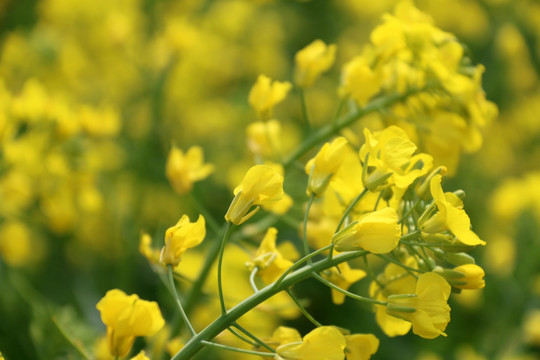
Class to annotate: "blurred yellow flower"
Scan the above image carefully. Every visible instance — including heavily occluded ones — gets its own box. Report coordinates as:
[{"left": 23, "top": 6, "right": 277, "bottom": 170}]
[
  {"left": 130, "top": 351, "right": 150, "bottom": 360},
  {"left": 321, "top": 263, "right": 366, "bottom": 305},
  {"left": 166, "top": 145, "right": 214, "bottom": 194},
  {"left": 96, "top": 289, "right": 165, "bottom": 357},
  {"left": 386, "top": 272, "right": 451, "bottom": 339},
  {"left": 248, "top": 74, "right": 291, "bottom": 120},
  {"left": 305, "top": 137, "right": 348, "bottom": 197},
  {"left": 276, "top": 326, "right": 346, "bottom": 360},
  {"left": 420, "top": 174, "right": 485, "bottom": 246},
  {"left": 340, "top": 56, "right": 381, "bottom": 106},
  {"left": 294, "top": 39, "right": 337, "bottom": 88},
  {"left": 160, "top": 214, "right": 206, "bottom": 268},
  {"left": 344, "top": 333, "right": 379, "bottom": 360},
  {"left": 246, "top": 119, "right": 282, "bottom": 159},
  {"left": 225, "top": 164, "right": 284, "bottom": 225},
  {"left": 333, "top": 207, "right": 401, "bottom": 254},
  {"left": 139, "top": 232, "right": 160, "bottom": 265},
  {"left": 246, "top": 227, "right": 295, "bottom": 284}
]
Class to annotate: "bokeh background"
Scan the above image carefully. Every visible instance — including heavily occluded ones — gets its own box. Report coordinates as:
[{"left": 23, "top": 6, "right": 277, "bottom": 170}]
[{"left": 0, "top": 0, "right": 539, "bottom": 359}]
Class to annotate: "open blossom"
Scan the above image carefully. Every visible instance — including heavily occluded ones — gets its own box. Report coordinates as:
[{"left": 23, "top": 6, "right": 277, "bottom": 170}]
[
  {"left": 96, "top": 289, "right": 165, "bottom": 357},
  {"left": 305, "top": 137, "right": 348, "bottom": 197},
  {"left": 160, "top": 215, "right": 206, "bottom": 268},
  {"left": 276, "top": 326, "right": 346, "bottom": 360},
  {"left": 340, "top": 56, "right": 381, "bottom": 106},
  {"left": 225, "top": 164, "right": 284, "bottom": 225},
  {"left": 294, "top": 39, "right": 337, "bottom": 88},
  {"left": 246, "top": 227, "right": 295, "bottom": 284},
  {"left": 344, "top": 334, "right": 379, "bottom": 360},
  {"left": 420, "top": 174, "right": 485, "bottom": 246},
  {"left": 166, "top": 145, "right": 214, "bottom": 194},
  {"left": 249, "top": 74, "right": 291, "bottom": 120},
  {"left": 333, "top": 207, "right": 401, "bottom": 254},
  {"left": 359, "top": 126, "right": 432, "bottom": 192},
  {"left": 386, "top": 272, "right": 451, "bottom": 339}
]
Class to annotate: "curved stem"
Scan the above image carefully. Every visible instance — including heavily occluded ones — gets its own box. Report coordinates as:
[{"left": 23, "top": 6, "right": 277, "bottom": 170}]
[
  {"left": 286, "top": 289, "right": 323, "bottom": 327},
  {"left": 303, "top": 195, "right": 316, "bottom": 264},
  {"left": 217, "top": 223, "right": 234, "bottom": 314},
  {"left": 168, "top": 265, "right": 197, "bottom": 336},
  {"left": 226, "top": 327, "right": 258, "bottom": 346},
  {"left": 201, "top": 341, "right": 275, "bottom": 357},
  {"left": 312, "top": 273, "right": 387, "bottom": 307},
  {"left": 249, "top": 267, "right": 259, "bottom": 293},
  {"left": 171, "top": 250, "right": 368, "bottom": 359},
  {"left": 232, "top": 323, "right": 275, "bottom": 353}
]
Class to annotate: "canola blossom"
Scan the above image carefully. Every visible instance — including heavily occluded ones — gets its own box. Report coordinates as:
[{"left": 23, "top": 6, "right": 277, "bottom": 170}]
[{"left": 6, "top": 0, "right": 537, "bottom": 359}]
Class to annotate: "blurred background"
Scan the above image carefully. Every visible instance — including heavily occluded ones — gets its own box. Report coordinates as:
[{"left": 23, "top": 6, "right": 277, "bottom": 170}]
[{"left": 0, "top": 0, "right": 539, "bottom": 359}]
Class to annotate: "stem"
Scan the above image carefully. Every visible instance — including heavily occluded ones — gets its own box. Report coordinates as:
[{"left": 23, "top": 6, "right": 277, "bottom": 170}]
[
  {"left": 168, "top": 265, "right": 197, "bottom": 336},
  {"left": 363, "top": 255, "right": 384, "bottom": 289},
  {"left": 331, "top": 98, "right": 346, "bottom": 129},
  {"left": 286, "top": 289, "right": 323, "bottom": 327},
  {"left": 217, "top": 223, "right": 234, "bottom": 314},
  {"left": 399, "top": 230, "right": 421, "bottom": 242},
  {"left": 283, "top": 88, "right": 425, "bottom": 171},
  {"left": 273, "top": 244, "right": 334, "bottom": 290},
  {"left": 303, "top": 195, "right": 316, "bottom": 264},
  {"left": 249, "top": 267, "right": 259, "bottom": 293},
  {"left": 185, "top": 224, "right": 226, "bottom": 313},
  {"left": 313, "top": 273, "right": 387, "bottom": 307},
  {"left": 171, "top": 250, "right": 368, "bottom": 359},
  {"left": 52, "top": 316, "right": 92, "bottom": 360},
  {"left": 375, "top": 254, "right": 421, "bottom": 274},
  {"left": 226, "top": 327, "right": 258, "bottom": 346},
  {"left": 398, "top": 199, "right": 421, "bottom": 224},
  {"left": 232, "top": 323, "right": 275, "bottom": 353},
  {"left": 201, "top": 341, "right": 275, "bottom": 357}
]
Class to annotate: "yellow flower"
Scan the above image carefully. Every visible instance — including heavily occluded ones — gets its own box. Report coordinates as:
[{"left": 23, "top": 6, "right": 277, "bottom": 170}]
[
  {"left": 246, "top": 119, "right": 282, "bottom": 159},
  {"left": 420, "top": 174, "right": 485, "bottom": 246},
  {"left": 321, "top": 263, "right": 366, "bottom": 305},
  {"left": 344, "top": 333, "right": 379, "bottom": 360},
  {"left": 246, "top": 227, "right": 295, "bottom": 284},
  {"left": 333, "top": 207, "right": 401, "bottom": 254},
  {"left": 166, "top": 145, "right": 214, "bottom": 194},
  {"left": 265, "top": 326, "right": 302, "bottom": 350},
  {"left": 340, "top": 56, "right": 381, "bottom": 106},
  {"left": 276, "top": 326, "right": 346, "bottom": 360},
  {"left": 294, "top": 39, "right": 337, "bottom": 88},
  {"left": 369, "top": 257, "right": 418, "bottom": 337},
  {"left": 260, "top": 162, "right": 293, "bottom": 215},
  {"left": 451, "top": 264, "right": 485, "bottom": 290},
  {"left": 359, "top": 126, "right": 432, "bottom": 191},
  {"left": 386, "top": 272, "right": 451, "bottom": 339},
  {"left": 130, "top": 351, "right": 150, "bottom": 360},
  {"left": 225, "top": 164, "right": 284, "bottom": 225},
  {"left": 248, "top": 74, "right": 291, "bottom": 120},
  {"left": 96, "top": 289, "right": 165, "bottom": 357},
  {"left": 305, "top": 137, "right": 348, "bottom": 197},
  {"left": 160, "top": 215, "right": 206, "bottom": 268},
  {"left": 139, "top": 232, "right": 160, "bottom": 265}
]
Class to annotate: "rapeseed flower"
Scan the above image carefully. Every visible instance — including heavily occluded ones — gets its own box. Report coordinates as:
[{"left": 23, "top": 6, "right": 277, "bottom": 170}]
[
  {"left": 294, "top": 39, "right": 337, "bottom": 88},
  {"left": 96, "top": 289, "right": 165, "bottom": 357},
  {"left": 249, "top": 74, "right": 291, "bottom": 120},
  {"left": 166, "top": 145, "right": 214, "bottom": 194},
  {"left": 451, "top": 264, "right": 486, "bottom": 290},
  {"left": 160, "top": 215, "right": 206, "bottom": 268},
  {"left": 344, "top": 333, "right": 379, "bottom": 360},
  {"left": 321, "top": 263, "right": 366, "bottom": 305},
  {"left": 333, "top": 207, "right": 401, "bottom": 254},
  {"left": 276, "top": 326, "right": 346, "bottom": 360},
  {"left": 340, "top": 56, "right": 381, "bottom": 106},
  {"left": 386, "top": 272, "right": 451, "bottom": 339},
  {"left": 305, "top": 137, "right": 348, "bottom": 197},
  {"left": 225, "top": 164, "right": 284, "bottom": 225}
]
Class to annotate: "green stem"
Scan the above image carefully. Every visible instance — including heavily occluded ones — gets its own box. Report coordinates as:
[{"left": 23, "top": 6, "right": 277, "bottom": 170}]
[
  {"left": 363, "top": 255, "right": 384, "bottom": 289},
  {"left": 283, "top": 88, "right": 425, "bottom": 171},
  {"left": 313, "top": 273, "right": 387, "bottom": 306},
  {"left": 171, "top": 250, "right": 367, "bottom": 359},
  {"left": 398, "top": 199, "right": 421, "bottom": 224},
  {"left": 286, "top": 289, "right": 323, "bottom": 327},
  {"left": 331, "top": 98, "right": 346, "bottom": 129},
  {"left": 299, "top": 88, "right": 312, "bottom": 132},
  {"left": 273, "top": 244, "right": 334, "bottom": 290},
  {"left": 232, "top": 322, "right": 275, "bottom": 353},
  {"left": 399, "top": 230, "right": 421, "bottom": 242},
  {"left": 184, "top": 224, "right": 227, "bottom": 313},
  {"left": 375, "top": 254, "right": 421, "bottom": 274},
  {"left": 201, "top": 341, "right": 275, "bottom": 357},
  {"left": 168, "top": 265, "right": 197, "bottom": 336},
  {"left": 218, "top": 223, "right": 234, "bottom": 314},
  {"left": 52, "top": 316, "right": 92, "bottom": 360},
  {"left": 303, "top": 194, "right": 316, "bottom": 264},
  {"left": 250, "top": 267, "right": 259, "bottom": 293},
  {"left": 226, "top": 327, "right": 258, "bottom": 346}
]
